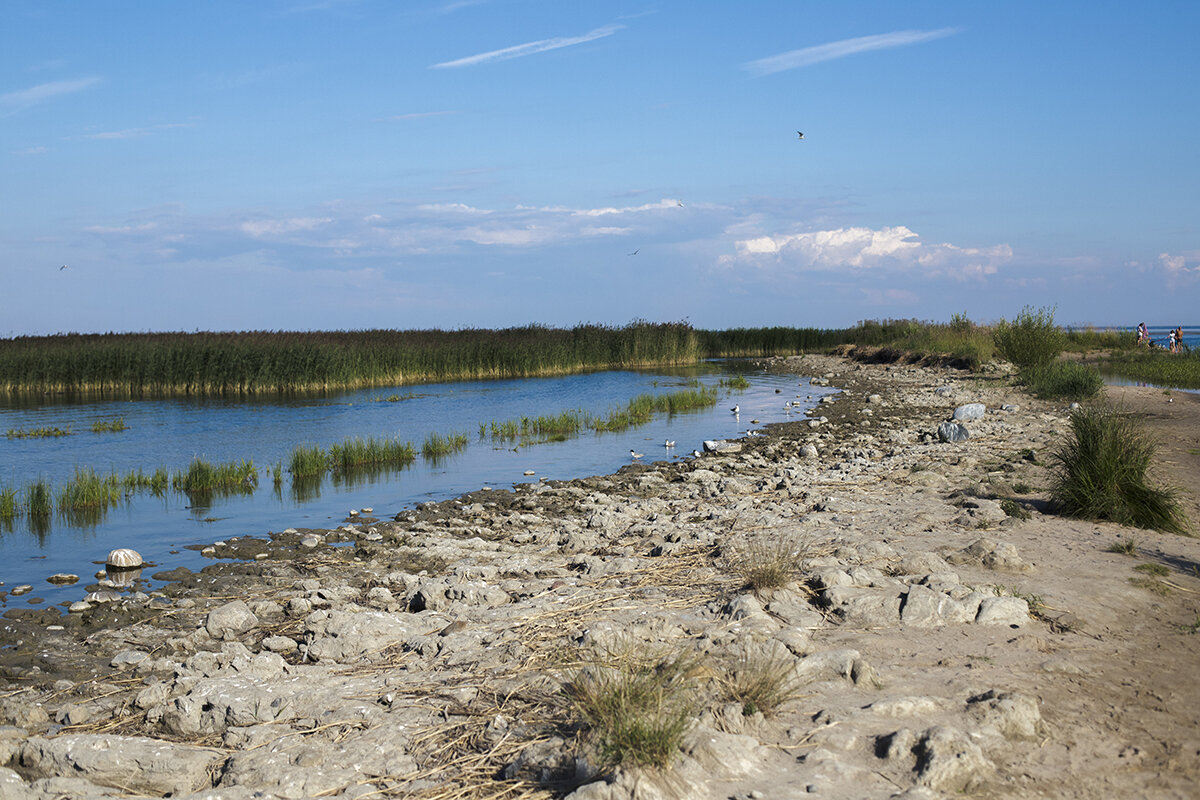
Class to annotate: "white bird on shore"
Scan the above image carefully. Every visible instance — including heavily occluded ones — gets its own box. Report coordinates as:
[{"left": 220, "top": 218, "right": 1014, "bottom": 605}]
[
  {"left": 630, "top": 449, "right": 644, "bottom": 459},
  {"left": 691, "top": 449, "right": 702, "bottom": 458},
  {"left": 664, "top": 440, "right": 675, "bottom": 448}
]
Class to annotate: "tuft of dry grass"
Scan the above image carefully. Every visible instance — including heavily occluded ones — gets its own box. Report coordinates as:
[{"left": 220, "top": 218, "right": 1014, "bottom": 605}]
[
  {"left": 720, "top": 644, "right": 804, "bottom": 717},
  {"left": 726, "top": 531, "right": 810, "bottom": 593}
]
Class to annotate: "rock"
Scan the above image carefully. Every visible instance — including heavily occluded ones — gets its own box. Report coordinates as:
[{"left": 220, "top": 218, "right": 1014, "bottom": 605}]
[
  {"left": 109, "top": 650, "right": 149, "bottom": 669},
  {"left": 867, "top": 394, "right": 882, "bottom": 404},
  {"left": 800, "top": 443, "right": 819, "bottom": 458},
  {"left": 913, "top": 726, "right": 994, "bottom": 792},
  {"left": 975, "top": 596, "right": 1030, "bottom": 626},
  {"left": 105, "top": 548, "right": 143, "bottom": 569},
  {"left": 704, "top": 439, "right": 743, "bottom": 454},
  {"left": 46, "top": 574, "right": 78, "bottom": 585},
  {"left": 17, "top": 734, "right": 222, "bottom": 796},
  {"left": 305, "top": 609, "right": 422, "bottom": 663},
  {"left": 206, "top": 600, "right": 259, "bottom": 640},
  {"left": 967, "top": 689, "right": 1043, "bottom": 740},
  {"left": 949, "top": 538, "right": 1030, "bottom": 572},
  {"left": 0, "top": 697, "right": 49, "bottom": 731},
  {"left": 0, "top": 767, "right": 29, "bottom": 800},
  {"left": 952, "top": 403, "right": 986, "bottom": 421},
  {"left": 937, "top": 422, "right": 970, "bottom": 443},
  {"left": 819, "top": 586, "right": 902, "bottom": 627}
]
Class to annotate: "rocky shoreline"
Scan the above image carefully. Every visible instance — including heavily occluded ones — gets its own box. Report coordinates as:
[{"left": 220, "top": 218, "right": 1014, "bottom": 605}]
[{"left": 0, "top": 353, "right": 1197, "bottom": 799}]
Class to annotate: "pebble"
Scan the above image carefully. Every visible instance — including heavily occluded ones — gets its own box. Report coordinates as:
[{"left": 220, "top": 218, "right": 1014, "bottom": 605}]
[{"left": 46, "top": 574, "right": 78, "bottom": 585}]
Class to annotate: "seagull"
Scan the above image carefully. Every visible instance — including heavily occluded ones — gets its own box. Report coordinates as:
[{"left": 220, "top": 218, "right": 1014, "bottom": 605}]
[
  {"left": 59, "top": 264, "right": 69, "bottom": 270},
  {"left": 664, "top": 440, "right": 675, "bottom": 448},
  {"left": 676, "top": 201, "right": 684, "bottom": 207},
  {"left": 691, "top": 449, "right": 702, "bottom": 458},
  {"left": 627, "top": 249, "right": 639, "bottom": 256},
  {"left": 796, "top": 131, "right": 805, "bottom": 140},
  {"left": 730, "top": 405, "right": 739, "bottom": 414},
  {"left": 630, "top": 449, "right": 644, "bottom": 459}
]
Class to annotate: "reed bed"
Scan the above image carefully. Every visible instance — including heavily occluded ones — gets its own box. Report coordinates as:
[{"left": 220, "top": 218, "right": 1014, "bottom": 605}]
[
  {"left": 172, "top": 458, "right": 258, "bottom": 494},
  {"left": 91, "top": 417, "right": 127, "bottom": 433},
  {"left": 7, "top": 426, "right": 72, "bottom": 439},
  {"left": 0, "top": 322, "right": 701, "bottom": 397},
  {"left": 0, "top": 487, "right": 15, "bottom": 519},
  {"left": 25, "top": 479, "right": 52, "bottom": 517},
  {"left": 591, "top": 387, "right": 719, "bottom": 432},
  {"left": 289, "top": 445, "right": 330, "bottom": 477}
]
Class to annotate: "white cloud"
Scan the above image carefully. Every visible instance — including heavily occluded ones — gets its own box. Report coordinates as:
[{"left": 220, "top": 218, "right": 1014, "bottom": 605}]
[
  {"left": 726, "top": 225, "right": 1011, "bottom": 280},
  {"left": 0, "top": 77, "right": 101, "bottom": 113},
  {"left": 743, "top": 28, "right": 960, "bottom": 75},
  {"left": 240, "top": 217, "right": 332, "bottom": 237},
  {"left": 1159, "top": 251, "right": 1200, "bottom": 281},
  {"left": 431, "top": 24, "right": 624, "bottom": 69}
]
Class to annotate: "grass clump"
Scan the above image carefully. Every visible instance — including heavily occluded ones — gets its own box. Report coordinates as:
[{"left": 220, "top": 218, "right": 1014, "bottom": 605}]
[
  {"left": 91, "top": 417, "right": 127, "bottom": 433},
  {"left": 25, "top": 479, "right": 52, "bottom": 517},
  {"left": 726, "top": 531, "right": 810, "bottom": 593},
  {"left": 1022, "top": 360, "right": 1103, "bottom": 401},
  {"left": 565, "top": 645, "right": 699, "bottom": 771},
  {"left": 329, "top": 436, "right": 415, "bottom": 471},
  {"left": 421, "top": 431, "right": 469, "bottom": 460},
  {"left": 1106, "top": 539, "right": 1138, "bottom": 555},
  {"left": 1133, "top": 562, "right": 1170, "bottom": 577},
  {"left": 289, "top": 445, "right": 329, "bottom": 477},
  {"left": 173, "top": 458, "right": 258, "bottom": 494},
  {"left": 58, "top": 468, "right": 124, "bottom": 511},
  {"left": 721, "top": 645, "right": 804, "bottom": 717},
  {"left": 719, "top": 375, "right": 751, "bottom": 389},
  {"left": 1011, "top": 481, "right": 1034, "bottom": 494},
  {"left": 999, "top": 498, "right": 1031, "bottom": 520},
  {"left": 992, "top": 305, "right": 1066, "bottom": 371},
  {"left": 1049, "top": 405, "right": 1189, "bottom": 534},
  {"left": 0, "top": 487, "right": 16, "bottom": 519}
]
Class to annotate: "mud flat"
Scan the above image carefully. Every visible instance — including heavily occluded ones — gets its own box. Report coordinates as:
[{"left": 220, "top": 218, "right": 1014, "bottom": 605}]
[{"left": 0, "top": 354, "right": 1197, "bottom": 799}]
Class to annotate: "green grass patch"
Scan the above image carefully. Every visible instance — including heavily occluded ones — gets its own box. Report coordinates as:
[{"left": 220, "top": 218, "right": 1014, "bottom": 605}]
[
  {"left": 1011, "top": 482, "right": 1034, "bottom": 494},
  {"left": 1133, "top": 562, "right": 1170, "bottom": 577},
  {"left": 25, "top": 479, "right": 52, "bottom": 517},
  {"left": 0, "top": 487, "right": 16, "bottom": 519},
  {"left": 91, "top": 417, "right": 127, "bottom": 433},
  {"left": 57, "top": 468, "right": 124, "bottom": 511},
  {"left": 720, "top": 375, "right": 751, "bottom": 389},
  {"left": 1049, "top": 405, "right": 1189, "bottom": 534},
  {"left": 993, "top": 305, "right": 1065, "bottom": 371},
  {"left": 1106, "top": 539, "right": 1138, "bottom": 555},
  {"left": 1128, "top": 576, "right": 1172, "bottom": 596}
]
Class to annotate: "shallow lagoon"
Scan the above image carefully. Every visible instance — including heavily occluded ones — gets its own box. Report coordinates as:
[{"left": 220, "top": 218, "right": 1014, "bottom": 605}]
[{"left": 0, "top": 363, "right": 833, "bottom": 608}]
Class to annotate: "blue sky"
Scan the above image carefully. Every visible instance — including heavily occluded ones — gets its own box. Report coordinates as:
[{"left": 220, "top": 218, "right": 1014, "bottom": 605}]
[{"left": 3, "top": 1, "right": 1198, "bottom": 335}]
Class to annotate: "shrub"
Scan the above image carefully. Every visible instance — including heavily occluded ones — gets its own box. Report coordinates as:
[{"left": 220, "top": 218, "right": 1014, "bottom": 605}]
[
  {"left": 565, "top": 645, "right": 699, "bottom": 770},
  {"left": 1049, "top": 405, "right": 1188, "bottom": 534},
  {"left": 1022, "top": 360, "right": 1103, "bottom": 400},
  {"left": 993, "top": 306, "right": 1066, "bottom": 371}
]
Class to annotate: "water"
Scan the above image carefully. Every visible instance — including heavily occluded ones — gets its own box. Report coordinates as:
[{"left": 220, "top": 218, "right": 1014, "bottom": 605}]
[
  {"left": 0, "top": 365, "right": 833, "bottom": 609},
  {"left": 1075, "top": 325, "right": 1200, "bottom": 350}
]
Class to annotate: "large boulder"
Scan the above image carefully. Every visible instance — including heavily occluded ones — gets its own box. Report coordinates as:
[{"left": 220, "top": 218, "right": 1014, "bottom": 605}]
[{"left": 17, "top": 734, "right": 222, "bottom": 796}]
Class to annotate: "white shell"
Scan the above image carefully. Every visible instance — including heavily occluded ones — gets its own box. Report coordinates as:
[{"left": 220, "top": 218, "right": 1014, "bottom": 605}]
[{"left": 106, "top": 548, "right": 143, "bottom": 569}]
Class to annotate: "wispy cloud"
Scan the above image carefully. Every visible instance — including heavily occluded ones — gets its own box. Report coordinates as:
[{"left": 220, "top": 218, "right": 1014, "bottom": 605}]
[
  {"left": 431, "top": 23, "right": 624, "bottom": 69},
  {"left": 0, "top": 77, "right": 101, "bottom": 114},
  {"left": 743, "top": 28, "right": 960, "bottom": 75},
  {"left": 82, "top": 122, "right": 194, "bottom": 140}
]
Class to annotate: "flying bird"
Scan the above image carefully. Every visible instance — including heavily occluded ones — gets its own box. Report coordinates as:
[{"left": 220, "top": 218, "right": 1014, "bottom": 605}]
[
  {"left": 59, "top": 264, "right": 69, "bottom": 270},
  {"left": 627, "top": 249, "right": 639, "bottom": 256},
  {"left": 796, "top": 131, "right": 804, "bottom": 140}
]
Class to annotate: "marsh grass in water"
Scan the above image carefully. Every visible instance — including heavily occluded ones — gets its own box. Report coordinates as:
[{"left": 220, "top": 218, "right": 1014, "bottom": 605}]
[
  {"left": 0, "top": 487, "right": 15, "bottom": 519},
  {"left": 289, "top": 445, "right": 329, "bottom": 477},
  {"left": 173, "top": 458, "right": 258, "bottom": 494},
  {"left": 91, "top": 417, "right": 127, "bottom": 433},
  {"left": 57, "top": 468, "right": 124, "bottom": 511},
  {"left": 1021, "top": 360, "right": 1103, "bottom": 401},
  {"left": 25, "top": 480, "right": 52, "bottom": 517},
  {"left": 564, "top": 644, "right": 700, "bottom": 771},
  {"left": 719, "top": 375, "right": 751, "bottom": 389},
  {"left": 7, "top": 426, "right": 71, "bottom": 439},
  {"left": 1097, "top": 348, "right": 1200, "bottom": 391},
  {"left": 1050, "top": 405, "right": 1189, "bottom": 534},
  {"left": 421, "top": 431, "right": 468, "bottom": 461},
  {"left": 329, "top": 436, "right": 416, "bottom": 471}
]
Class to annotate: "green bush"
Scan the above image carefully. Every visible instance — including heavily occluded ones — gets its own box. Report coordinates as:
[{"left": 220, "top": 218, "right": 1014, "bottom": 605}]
[
  {"left": 1022, "top": 360, "right": 1103, "bottom": 400},
  {"left": 993, "top": 306, "right": 1066, "bottom": 371},
  {"left": 1050, "top": 405, "right": 1188, "bottom": 534}
]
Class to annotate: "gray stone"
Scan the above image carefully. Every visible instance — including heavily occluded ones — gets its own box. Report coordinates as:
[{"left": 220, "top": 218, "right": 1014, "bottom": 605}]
[
  {"left": 913, "top": 726, "right": 994, "bottom": 792},
  {"left": 17, "top": 734, "right": 222, "bottom": 796},
  {"left": 305, "top": 609, "right": 422, "bottom": 663},
  {"left": 967, "top": 689, "right": 1043, "bottom": 740},
  {"left": 937, "top": 422, "right": 970, "bottom": 443},
  {"left": 109, "top": 650, "right": 149, "bottom": 668},
  {"left": 0, "top": 767, "right": 29, "bottom": 800},
  {"left": 704, "top": 439, "right": 743, "bottom": 454},
  {"left": 974, "top": 596, "right": 1029, "bottom": 625},
  {"left": 206, "top": 600, "right": 258, "bottom": 640},
  {"left": 952, "top": 403, "right": 986, "bottom": 421},
  {"left": 820, "top": 586, "right": 902, "bottom": 627},
  {"left": 800, "top": 443, "right": 819, "bottom": 458}
]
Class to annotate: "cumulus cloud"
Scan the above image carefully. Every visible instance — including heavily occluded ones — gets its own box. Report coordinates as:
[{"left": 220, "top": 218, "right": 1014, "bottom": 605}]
[
  {"left": 725, "top": 225, "right": 1012, "bottom": 280},
  {"left": 743, "top": 28, "right": 960, "bottom": 75},
  {"left": 431, "top": 24, "right": 624, "bottom": 68},
  {"left": 240, "top": 217, "right": 333, "bottom": 237}
]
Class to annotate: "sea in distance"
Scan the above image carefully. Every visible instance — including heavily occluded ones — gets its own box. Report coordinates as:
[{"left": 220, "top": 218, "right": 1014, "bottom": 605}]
[{"left": 0, "top": 362, "right": 836, "bottom": 609}]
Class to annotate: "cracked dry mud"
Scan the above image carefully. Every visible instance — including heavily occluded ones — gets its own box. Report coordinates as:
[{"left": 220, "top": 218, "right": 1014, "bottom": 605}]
[{"left": 0, "top": 353, "right": 1196, "bottom": 799}]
